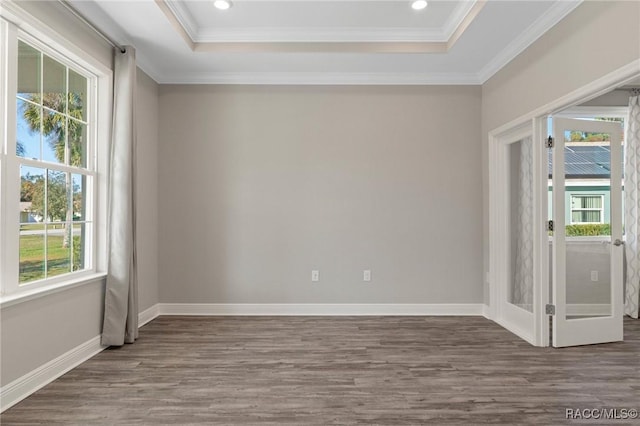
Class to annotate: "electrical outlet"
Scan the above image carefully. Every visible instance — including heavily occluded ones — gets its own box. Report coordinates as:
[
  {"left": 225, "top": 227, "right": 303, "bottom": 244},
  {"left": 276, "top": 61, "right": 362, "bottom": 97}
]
[
  {"left": 363, "top": 270, "right": 371, "bottom": 282},
  {"left": 311, "top": 270, "right": 319, "bottom": 282},
  {"left": 590, "top": 271, "right": 598, "bottom": 282}
]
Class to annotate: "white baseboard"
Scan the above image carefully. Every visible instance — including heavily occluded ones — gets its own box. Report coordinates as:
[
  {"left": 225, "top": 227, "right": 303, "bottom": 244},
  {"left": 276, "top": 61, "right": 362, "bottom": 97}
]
[
  {"left": 138, "top": 304, "right": 160, "bottom": 326},
  {"left": 157, "top": 303, "right": 485, "bottom": 316},
  {"left": 493, "top": 316, "right": 537, "bottom": 346},
  {"left": 0, "top": 335, "right": 106, "bottom": 413},
  {"left": 1, "top": 305, "right": 162, "bottom": 413},
  {"left": 0, "top": 302, "right": 483, "bottom": 413},
  {"left": 482, "top": 304, "right": 491, "bottom": 319}
]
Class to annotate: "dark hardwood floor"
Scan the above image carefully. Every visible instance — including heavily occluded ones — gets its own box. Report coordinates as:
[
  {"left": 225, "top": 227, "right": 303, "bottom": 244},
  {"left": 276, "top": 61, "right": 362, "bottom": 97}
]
[{"left": 2, "top": 316, "right": 639, "bottom": 425}]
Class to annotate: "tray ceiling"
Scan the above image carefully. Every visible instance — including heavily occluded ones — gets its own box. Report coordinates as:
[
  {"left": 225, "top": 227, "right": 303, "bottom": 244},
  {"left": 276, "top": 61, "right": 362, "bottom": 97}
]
[{"left": 68, "top": 0, "right": 583, "bottom": 84}]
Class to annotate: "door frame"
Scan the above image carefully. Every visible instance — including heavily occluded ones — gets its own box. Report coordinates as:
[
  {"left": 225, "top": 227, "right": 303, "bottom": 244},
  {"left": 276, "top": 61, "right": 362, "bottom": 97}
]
[
  {"left": 488, "top": 121, "right": 543, "bottom": 346},
  {"left": 487, "top": 59, "right": 640, "bottom": 347}
]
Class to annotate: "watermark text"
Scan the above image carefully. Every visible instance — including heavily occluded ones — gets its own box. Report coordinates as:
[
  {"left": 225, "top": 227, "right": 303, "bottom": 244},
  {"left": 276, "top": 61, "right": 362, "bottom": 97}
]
[{"left": 566, "top": 408, "right": 638, "bottom": 421}]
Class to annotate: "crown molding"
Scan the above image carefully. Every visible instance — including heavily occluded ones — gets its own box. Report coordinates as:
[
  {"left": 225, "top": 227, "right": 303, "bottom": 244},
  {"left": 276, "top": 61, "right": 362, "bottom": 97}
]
[
  {"left": 153, "top": 71, "right": 482, "bottom": 85},
  {"left": 477, "top": 0, "right": 583, "bottom": 83},
  {"left": 163, "top": 0, "right": 198, "bottom": 40},
  {"left": 64, "top": 0, "right": 586, "bottom": 87},
  {"left": 442, "top": 0, "right": 479, "bottom": 40},
  {"left": 159, "top": 0, "right": 484, "bottom": 48},
  {"left": 196, "top": 27, "right": 447, "bottom": 43}
]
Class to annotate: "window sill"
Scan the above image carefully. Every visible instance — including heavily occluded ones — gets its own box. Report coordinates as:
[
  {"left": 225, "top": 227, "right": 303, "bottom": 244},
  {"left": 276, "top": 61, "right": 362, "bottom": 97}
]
[{"left": 0, "top": 272, "right": 107, "bottom": 309}]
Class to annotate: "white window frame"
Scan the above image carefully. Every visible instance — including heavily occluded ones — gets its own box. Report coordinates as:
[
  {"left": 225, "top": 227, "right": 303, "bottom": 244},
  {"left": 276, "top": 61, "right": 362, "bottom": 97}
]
[
  {"left": 0, "top": 7, "right": 111, "bottom": 304},
  {"left": 569, "top": 194, "right": 605, "bottom": 225}
]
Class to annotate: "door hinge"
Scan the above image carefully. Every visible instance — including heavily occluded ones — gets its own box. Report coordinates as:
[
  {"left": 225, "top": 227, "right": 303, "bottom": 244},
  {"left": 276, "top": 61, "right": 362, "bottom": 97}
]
[
  {"left": 546, "top": 304, "right": 556, "bottom": 315},
  {"left": 547, "top": 220, "right": 554, "bottom": 232},
  {"left": 546, "top": 136, "right": 554, "bottom": 148}
]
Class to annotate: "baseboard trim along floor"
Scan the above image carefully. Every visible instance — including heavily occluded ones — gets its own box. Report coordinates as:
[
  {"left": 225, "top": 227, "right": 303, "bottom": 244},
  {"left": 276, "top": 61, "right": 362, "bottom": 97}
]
[
  {"left": 1, "top": 302, "right": 486, "bottom": 412},
  {"left": 156, "top": 303, "right": 485, "bottom": 316}
]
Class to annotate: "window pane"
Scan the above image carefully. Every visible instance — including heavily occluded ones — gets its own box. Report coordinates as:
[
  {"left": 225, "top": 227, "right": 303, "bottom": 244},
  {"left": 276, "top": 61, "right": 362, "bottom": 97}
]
[
  {"left": 583, "top": 211, "right": 601, "bottom": 223},
  {"left": 68, "top": 70, "right": 87, "bottom": 122},
  {"left": 47, "top": 225, "right": 71, "bottom": 277},
  {"left": 17, "top": 41, "right": 41, "bottom": 100},
  {"left": 574, "top": 196, "right": 602, "bottom": 209},
  {"left": 571, "top": 211, "right": 582, "bottom": 223},
  {"left": 68, "top": 119, "right": 87, "bottom": 167},
  {"left": 572, "top": 210, "right": 601, "bottom": 224},
  {"left": 19, "top": 224, "right": 45, "bottom": 284},
  {"left": 72, "top": 173, "right": 88, "bottom": 220},
  {"left": 20, "top": 165, "right": 46, "bottom": 223},
  {"left": 72, "top": 223, "right": 89, "bottom": 271},
  {"left": 43, "top": 54, "right": 66, "bottom": 114},
  {"left": 16, "top": 99, "right": 41, "bottom": 159},
  {"left": 564, "top": 130, "right": 610, "bottom": 143},
  {"left": 42, "top": 110, "right": 66, "bottom": 164},
  {"left": 47, "top": 170, "right": 70, "bottom": 223}
]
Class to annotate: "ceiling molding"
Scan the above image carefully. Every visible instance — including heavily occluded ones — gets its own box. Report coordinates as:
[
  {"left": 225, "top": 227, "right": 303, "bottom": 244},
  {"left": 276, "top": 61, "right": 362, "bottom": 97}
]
[
  {"left": 446, "top": 0, "right": 486, "bottom": 49},
  {"left": 477, "top": 0, "right": 583, "bottom": 83},
  {"left": 442, "top": 0, "right": 480, "bottom": 40},
  {"left": 59, "top": 0, "right": 165, "bottom": 84},
  {"left": 154, "top": 0, "right": 195, "bottom": 50},
  {"left": 157, "top": 0, "right": 486, "bottom": 52},
  {"left": 153, "top": 71, "right": 482, "bottom": 86},
  {"left": 195, "top": 27, "right": 447, "bottom": 43},
  {"left": 191, "top": 41, "right": 449, "bottom": 53},
  {"left": 66, "top": 0, "right": 586, "bottom": 87},
  {"left": 162, "top": 0, "right": 198, "bottom": 41}
]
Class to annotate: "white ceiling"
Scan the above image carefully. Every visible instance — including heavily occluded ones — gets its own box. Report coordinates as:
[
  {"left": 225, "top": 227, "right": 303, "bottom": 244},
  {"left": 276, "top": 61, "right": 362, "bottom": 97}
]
[
  {"left": 69, "top": 0, "right": 583, "bottom": 85},
  {"left": 167, "top": 0, "right": 475, "bottom": 42}
]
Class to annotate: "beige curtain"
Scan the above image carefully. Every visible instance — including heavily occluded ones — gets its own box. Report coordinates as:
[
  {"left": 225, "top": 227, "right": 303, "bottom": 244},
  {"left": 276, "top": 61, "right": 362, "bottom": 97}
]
[
  {"left": 624, "top": 94, "right": 640, "bottom": 319},
  {"left": 101, "top": 47, "right": 138, "bottom": 345}
]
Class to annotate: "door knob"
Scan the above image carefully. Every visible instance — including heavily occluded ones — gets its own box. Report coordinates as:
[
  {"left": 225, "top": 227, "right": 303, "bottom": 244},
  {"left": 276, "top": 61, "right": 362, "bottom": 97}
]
[{"left": 613, "top": 239, "right": 625, "bottom": 246}]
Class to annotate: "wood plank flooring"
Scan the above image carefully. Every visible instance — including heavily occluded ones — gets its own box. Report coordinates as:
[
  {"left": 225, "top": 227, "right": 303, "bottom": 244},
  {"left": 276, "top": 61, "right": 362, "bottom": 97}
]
[{"left": 2, "top": 316, "right": 639, "bottom": 425}]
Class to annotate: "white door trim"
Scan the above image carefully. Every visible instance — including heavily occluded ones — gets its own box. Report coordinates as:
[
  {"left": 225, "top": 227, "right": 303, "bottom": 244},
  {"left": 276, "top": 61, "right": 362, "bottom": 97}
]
[
  {"left": 488, "top": 122, "right": 540, "bottom": 346},
  {"left": 487, "top": 58, "right": 640, "bottom": 347}
]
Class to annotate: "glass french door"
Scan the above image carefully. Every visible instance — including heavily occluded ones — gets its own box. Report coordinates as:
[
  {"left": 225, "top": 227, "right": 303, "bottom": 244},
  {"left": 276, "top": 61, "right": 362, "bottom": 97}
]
[{"left": 551, "top": 117, "right": 624, "bottom": 347}]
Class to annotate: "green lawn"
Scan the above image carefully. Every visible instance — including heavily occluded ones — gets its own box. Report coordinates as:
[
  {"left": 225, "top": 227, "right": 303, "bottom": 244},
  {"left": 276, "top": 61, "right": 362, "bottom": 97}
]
[{"left": 19, "top": 233, "right": 82, "bottom": 283}]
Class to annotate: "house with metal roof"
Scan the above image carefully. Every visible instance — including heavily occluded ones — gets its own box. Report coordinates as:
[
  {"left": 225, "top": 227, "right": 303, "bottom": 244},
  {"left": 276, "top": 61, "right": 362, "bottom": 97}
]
[{"left": 547, "top": 143, "right": 623, "bottom": 226}]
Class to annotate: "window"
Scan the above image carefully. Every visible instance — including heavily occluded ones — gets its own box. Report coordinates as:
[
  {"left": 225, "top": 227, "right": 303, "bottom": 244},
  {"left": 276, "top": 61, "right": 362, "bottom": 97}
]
[
  {"left": 16, "top": 39, "right": 94, "bottom": 284},
  {"left": 1, "top": 15, "right": 109, "bottom": 299},
  {"left": 570, "top": 195, "right": 604, "bottom": 224}
]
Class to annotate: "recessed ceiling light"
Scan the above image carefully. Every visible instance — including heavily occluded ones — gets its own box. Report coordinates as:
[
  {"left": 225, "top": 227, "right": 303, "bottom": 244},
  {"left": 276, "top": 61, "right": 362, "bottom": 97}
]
[
  {"left": 214, "top": 0, "right": 232, "bottom": 10},
  {"left": 411, "top": 0, "right": 428, "bottom": 10}
]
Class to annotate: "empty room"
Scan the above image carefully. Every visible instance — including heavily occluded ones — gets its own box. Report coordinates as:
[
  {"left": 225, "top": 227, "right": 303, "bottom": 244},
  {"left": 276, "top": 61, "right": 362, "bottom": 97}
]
[{"left": 1, "top": 0, "right": 639, "bottom": 424}]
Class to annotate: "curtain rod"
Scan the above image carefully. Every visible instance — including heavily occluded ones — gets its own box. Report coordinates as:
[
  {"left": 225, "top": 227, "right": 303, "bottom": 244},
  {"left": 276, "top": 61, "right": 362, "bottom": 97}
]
[{"left": 58, "top": 0, "right": 126, "bottom": 53}]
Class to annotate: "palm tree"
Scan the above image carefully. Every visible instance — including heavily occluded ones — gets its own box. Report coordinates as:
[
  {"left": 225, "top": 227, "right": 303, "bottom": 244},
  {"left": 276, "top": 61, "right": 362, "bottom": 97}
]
[{"left": 20, "top": 92, "right": 84, "bottom": 248}]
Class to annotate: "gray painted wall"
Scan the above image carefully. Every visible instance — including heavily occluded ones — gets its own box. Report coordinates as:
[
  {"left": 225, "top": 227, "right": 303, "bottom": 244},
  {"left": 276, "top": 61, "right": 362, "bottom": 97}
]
[
  {"left": 1, "top": 68, "right": 160, "bottom": 387},
  {"left": 581, "top": 90, "right": 634, "bottom": 108},
  {"left": 1, "top": 0, "right": 160, "bottom": 386},
  {"left": 0, "top": 1, "right": 111, "bottom": 388},
  {"left": 481, "top": 0, "right": 640, "bottom": 305},
  {"left": 158, "top": 85, "right": 483, "bottom": 304},
  {"left": 0, "top": 279, "right": 105, "bottom": 386}
]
